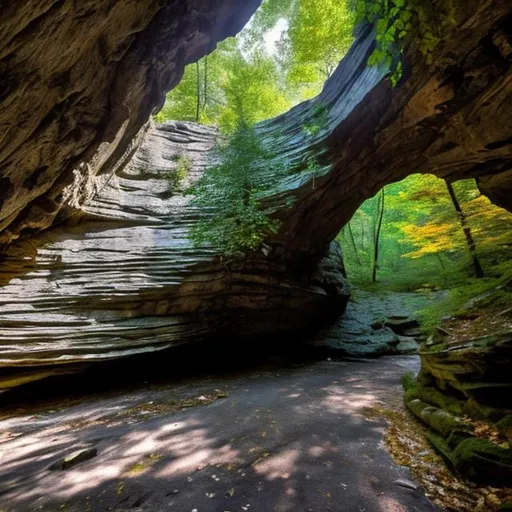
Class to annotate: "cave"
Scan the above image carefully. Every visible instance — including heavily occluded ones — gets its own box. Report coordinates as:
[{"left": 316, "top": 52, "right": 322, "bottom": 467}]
[{"left": 1, "top": 0, "right": 511, "bottom": 509}]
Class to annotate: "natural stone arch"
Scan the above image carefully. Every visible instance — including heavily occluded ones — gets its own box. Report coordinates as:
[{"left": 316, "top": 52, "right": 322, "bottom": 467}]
[{"left": 0, "top": 0, "right": 511, "bottom": 389}]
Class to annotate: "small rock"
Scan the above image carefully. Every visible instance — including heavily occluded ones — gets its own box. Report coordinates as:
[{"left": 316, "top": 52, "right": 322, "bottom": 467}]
[
  {"left": 49, "top": 448, "right": 98, "bottom": 471},
  {"left": 394, "top": 479, "right": 419, "bottom": 491}
]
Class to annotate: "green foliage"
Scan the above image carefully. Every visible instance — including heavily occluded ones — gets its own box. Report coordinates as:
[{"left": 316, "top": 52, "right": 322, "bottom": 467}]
[
  {"left": 285, "top": 0, "right": 356, "bottom": 88},
  {"left": 165, "top": 155, "right": 191, "bottom": 194},
  {"left": 217, "top": 50, "right": 291, "bottom": 132},
  {"left": 401, "top": 372, "right": 417, "bottom": 392},
  {"left": 419, "top": 276, "right": 507, "bottom": 333},
  {"left": 356, "top": 0, "right": 456, "bottom": 85},
  {"left": 340, "top": 174, "right": 511, "bottom": 291},
  {"left": 302, "top": 103, "right": 330, "bottom": 136},
  {"left": 339, "top": 171, "right": 512, "bottom": 331},
  {"left": 189, "top": 125, "right": 287, "bottom": 255},
  {"left": 155, "top": 0, "right": 357, "bottom": 126}
]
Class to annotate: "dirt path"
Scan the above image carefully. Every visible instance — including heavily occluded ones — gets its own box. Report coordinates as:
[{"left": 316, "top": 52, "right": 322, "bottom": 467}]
[{"left": 0, "top": 356, "right": 437, "bottom": 512}]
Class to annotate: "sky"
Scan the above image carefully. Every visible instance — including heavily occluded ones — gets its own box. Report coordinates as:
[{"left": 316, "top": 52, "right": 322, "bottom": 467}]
[{"left": 263, "top": 18, "right": 289, "bottom": 55}]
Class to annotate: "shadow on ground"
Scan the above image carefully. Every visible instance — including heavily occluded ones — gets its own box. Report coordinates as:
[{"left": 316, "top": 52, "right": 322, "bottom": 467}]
[{"left": 0, "top": 345, "right": 436, "bottom": 512}]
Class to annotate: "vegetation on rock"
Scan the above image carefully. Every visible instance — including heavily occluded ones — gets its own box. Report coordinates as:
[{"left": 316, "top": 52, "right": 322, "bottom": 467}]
[
  {"left": 166, "top": 154, "right": 192, "bottom": 194},
  {"left": 189, "top": 125, "right": 287, "bottom": 255},
  {"left": 152, "top": 0, "right": 512, "bottom": 492},
  {"left": 356, "top": 0, "right": 456, "bottom": 84}
]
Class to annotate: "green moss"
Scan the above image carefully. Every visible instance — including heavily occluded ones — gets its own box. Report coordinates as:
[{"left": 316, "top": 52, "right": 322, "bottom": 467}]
[
  {"left": 407, "top": 398, "right": 467, "bottom": 437},
  {"left": 416, "top": 384, "right": 464, "bottom": 416},
  {"left": 446, "top": 428, "right": 472, "bottom": 449},
  {"left": 401, "top": 372, "right": 417, "bottom": 392},
  {"left": 420, "top": 278, "right": 504, "bottom": 333},
  {"left": 425, "top": 408, "right": 465, "bottom": 437},
  {"left": 462, "top": 398, "right": 507, "bottom": 422},
  {"left": 452, "top": 437, "right": 512, "bottom": 484},
  {"left": 497, "top": 415, "right": 512, "bottom": 441},
  {"left": 425, "top": 430, "right": 454, "bottom": 467},
  {"left": 404, "top": 388, "right": 419, "bottom": 403}
]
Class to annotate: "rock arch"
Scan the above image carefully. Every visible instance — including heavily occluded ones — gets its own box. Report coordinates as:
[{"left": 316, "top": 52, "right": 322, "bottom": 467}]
[{"left": 0, "top": 0, "right": 511, "bottom": 388}]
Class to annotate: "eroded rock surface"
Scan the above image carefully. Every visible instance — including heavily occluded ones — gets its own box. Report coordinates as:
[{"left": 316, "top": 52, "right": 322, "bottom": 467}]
[
  {"left": 0, "top": 0, "right": 261, "bottom": 245},
  {"left": 0, "top": 123, "right": 349, "bottom": 389},
  {"left": 311, "top": 290, "right": 433, "bottom": 357},
  {"left": 1, "top": 0, "right": 511, "bottom": 387},
  {"left": 405, "top": 287, "right": 512, "bottom": 484}
]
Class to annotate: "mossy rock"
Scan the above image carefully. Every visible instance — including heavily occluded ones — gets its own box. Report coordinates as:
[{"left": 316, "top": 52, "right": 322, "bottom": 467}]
[
  {"left": 497, "top": 415, "right": 512, "bottom": 442},
  {"left": 416, "top": 383, "right": 464, "bottom": 416},
  {"left": 463, "top": 397, "right": 510, "bottom": 422},
  {"left": 425, "top": 430, "right": 454, "bottom": 467},
  {"left": 407, "top": 399, "right": 467, "bottom": 437},
  {"left": 404, "top": 388, "right": 420, "bottom": 403},
  {"left": 447, "top": 428, "right": 473, "bottom": 449},
  {"left": 452, "top": 437, "right": 512, "bottom": 485}
]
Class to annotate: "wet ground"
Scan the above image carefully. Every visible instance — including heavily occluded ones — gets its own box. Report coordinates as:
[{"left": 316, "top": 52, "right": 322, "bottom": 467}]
[{"left": 0, "top": 355, "right": 437, "bottom": 512}]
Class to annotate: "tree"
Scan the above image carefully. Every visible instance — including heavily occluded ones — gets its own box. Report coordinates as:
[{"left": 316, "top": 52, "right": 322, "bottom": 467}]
[
  {"left": 286, "top": 0, "right": 356, "bottom": 85},
  {"left": 340, "top": 173, "right": 511, "bottom": 286},
  {"left": 445, "top": 181, "right": 484, "bottom": 278},
  {"left": 372, "top": 188, "right": 385, "bottom": 282},
  {"left": 189, "top": 124, "right": 287, "bottom": 255},
  {"left": 155, "top": 0, "right": 358, "bottom": 126}
]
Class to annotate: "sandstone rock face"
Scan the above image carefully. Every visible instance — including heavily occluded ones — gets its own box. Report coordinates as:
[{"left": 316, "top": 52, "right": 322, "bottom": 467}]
[
  {"left": 257, "top": 1, "right": 512, "bottom": 258},
  {"left": 0, "top": 0, "right": 261, "bottom": 245},
  {"left": 0, "top": 0, "right": 511, "bottom": 387},
  {"left": 0, "top": 122, "right": 349, "bottom": 389},
  {"left": 405, "top": 330, "right": 512, "bottom": 485},
  {"left": 310, "top": 291, "right": 431, "bottom": 358}
]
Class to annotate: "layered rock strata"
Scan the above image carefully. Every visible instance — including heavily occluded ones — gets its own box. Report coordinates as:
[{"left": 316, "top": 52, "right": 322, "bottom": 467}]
[
  {"left": 0, "top": 122, "right": 349, "bottom": 389},
  {"left": 0, "top": 0, "right": 511, "bottom": 389},
  {"left": 0, "top": 0, "right": 261, "bottom": 245}
]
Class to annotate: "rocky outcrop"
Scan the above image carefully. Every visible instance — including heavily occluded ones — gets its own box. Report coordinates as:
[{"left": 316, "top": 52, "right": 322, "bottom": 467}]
[
  {"left": 404, "top": 287, "right": 512, "bottom": 484},
  {"left": 1, "top": 0, "right": 511, "bottom": 253},
  {"left": 0, "top": 0, "right": 511, "bottom": 387},
  {"left": 0, "top": 0, "right": 261, "bottom": 246},
  {"left": 255, "top": 0, "right": 512, "bottom": 259},
  {"left": 0, "top": 122, "right": 349, "bottom": 389},
  {"left": 311, "top": 291, "right": 430, "bottom": 357}
]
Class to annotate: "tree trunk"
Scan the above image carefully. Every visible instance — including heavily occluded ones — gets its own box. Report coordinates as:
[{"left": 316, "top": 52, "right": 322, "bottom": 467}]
[
  {"left": 202, "top": 55, "right": 208, "bottom": 110},
  {"left": 372, "top": 188, "right": 385, "bottom": 283},
  {"left": 445, "top": 181, "right": 484, "bottom": 278},
  {"left": 436, "top": 252, "right": 446, "bottom": 271},
  {"left": 347, "top": 221, "right": 362, "bottom": 266},
  {"left": 195, "top": 60, "right": 201, "bottom": 122}
]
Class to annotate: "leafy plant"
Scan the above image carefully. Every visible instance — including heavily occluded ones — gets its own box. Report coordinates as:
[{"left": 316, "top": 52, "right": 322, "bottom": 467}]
[
  {"left": 166, "top": 154, "right": 191, "bottom": 194},
  {"left": 154, "top": 0, "right": 358, "bottom": 127},
  {"left": 303, "top": 103, "right": 330, "bottom": 136},
  {"left": 189, "top": 125, "right": 287, "bottom": 256},
  {"left": 356, "top": 0, "right": 456, "bottom": 86}
]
